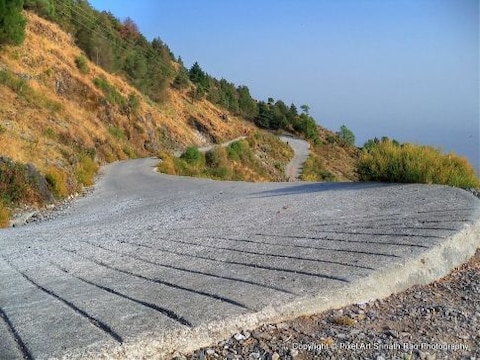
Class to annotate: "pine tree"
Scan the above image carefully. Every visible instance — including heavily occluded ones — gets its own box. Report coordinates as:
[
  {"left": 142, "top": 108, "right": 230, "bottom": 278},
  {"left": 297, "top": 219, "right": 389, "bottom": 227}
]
[{"left": 0, "top": 0, "right": 26, "bottom": 46}]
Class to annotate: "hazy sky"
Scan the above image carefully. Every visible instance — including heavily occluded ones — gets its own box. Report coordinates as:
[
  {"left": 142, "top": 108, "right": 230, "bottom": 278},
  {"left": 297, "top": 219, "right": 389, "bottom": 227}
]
[{"left": 88, "top": 0, "right": 479, "bottom": 171}]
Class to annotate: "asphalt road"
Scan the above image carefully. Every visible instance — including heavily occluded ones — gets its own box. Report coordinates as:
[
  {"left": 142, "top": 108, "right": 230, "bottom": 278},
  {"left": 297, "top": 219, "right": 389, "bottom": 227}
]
[{"left": 0, "top": 158, "right": 479, "bottom": 359}]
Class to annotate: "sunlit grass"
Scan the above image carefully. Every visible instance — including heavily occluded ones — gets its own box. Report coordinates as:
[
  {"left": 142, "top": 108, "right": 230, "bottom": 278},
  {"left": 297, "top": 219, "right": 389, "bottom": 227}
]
[
  {"left": 0, "top": 202, "right": 10, "bottom": 228},
  {"left": 357, "top": 139, "right": 480, "bottom": 188}
]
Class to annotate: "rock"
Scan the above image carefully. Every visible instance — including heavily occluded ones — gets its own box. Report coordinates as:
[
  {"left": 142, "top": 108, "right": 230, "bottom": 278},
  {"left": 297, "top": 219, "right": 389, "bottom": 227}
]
[
  {"left": 276, "top": 322, "right": 289, "bottom": 330},
  {"left": 249, "top": 352, "right": 261, "bottom": 360},
  {"left": 384, "top": 329, "right": 398, "bottom": 338},
  {"left": 233, "top": 333, "right": 246, "bottom": 342},
  {"left": 271, "top": 353, "right": 280, "bottom": 360},
  {"left": 349, "top": 329, "right": 361, "bottom": 336},
  {"left": 289, "top": 348, "right": 299, "bottom": 358}
]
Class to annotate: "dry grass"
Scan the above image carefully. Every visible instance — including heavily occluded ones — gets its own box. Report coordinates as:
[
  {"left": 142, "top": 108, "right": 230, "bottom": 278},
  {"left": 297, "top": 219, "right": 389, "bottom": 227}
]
[
  {"left": 0, "top": 203, "right": 10, "bottom": 228},
  {"left": 289, "top": 126, "right": 361, "bottom": 183},
  {"left": 357, "top": 139, "right": 480, "bottom": 188}
]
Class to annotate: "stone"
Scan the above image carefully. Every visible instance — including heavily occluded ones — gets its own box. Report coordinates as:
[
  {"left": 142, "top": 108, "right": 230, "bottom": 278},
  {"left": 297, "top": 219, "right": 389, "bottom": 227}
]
[{"left": 233, "top": 333, "right": 246, "bottom": 342}]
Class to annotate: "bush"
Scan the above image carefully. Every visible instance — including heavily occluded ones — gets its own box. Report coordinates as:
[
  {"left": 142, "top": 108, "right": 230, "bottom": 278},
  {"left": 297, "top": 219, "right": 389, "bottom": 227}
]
[
  {"left": 108, "top": 126, "right": 125, "bottom": 140},
  {"left": 357, "top": 139, "right": 480, "bottom": 188},
  {"left": 75, "top": 154, "right": 98, "bottom": 187},
  {"left": 75, "top": 55, "right": 90, "bottom": 74},
  {"left": 0, "top": 158, "right": 54, "bottom": 206},
  {"left": 301, "top": 153, "right": 336, "bottom": 182},
  {"left": 93, "top": 76, "right": 126, "bottom": 106},
  {"left": 0, "top": 69, "right": 62, "bottom": 112},
  {"left": 45, "top": 166, "right": 69, "bottom": 198},
  {"left": 227, "top": 141, "right": 246, "bottom": 161},
  {"left": 180, "top": 146, "right": 202, "bottom": 165}
]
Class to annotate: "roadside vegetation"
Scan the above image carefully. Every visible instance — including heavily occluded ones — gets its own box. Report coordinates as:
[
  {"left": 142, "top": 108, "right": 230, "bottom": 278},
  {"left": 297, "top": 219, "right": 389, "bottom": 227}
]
[
  {"left": 300, "top": 149, "right": 336, "bottom": 181},
  {"left": 357, "top": 138, "right": 480, "bottom": 188},
  {"left": 157, "top": 132, "right": 293, "bottom": 182}
]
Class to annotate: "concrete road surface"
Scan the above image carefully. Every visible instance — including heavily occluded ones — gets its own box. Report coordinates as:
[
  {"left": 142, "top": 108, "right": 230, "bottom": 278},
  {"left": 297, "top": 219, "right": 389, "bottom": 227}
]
[
  {"left": 0, "top": 158, "right": 479, "bottom": 359},
  {"left": 279, "top": 136, "right": 309, "bottom": 181}
]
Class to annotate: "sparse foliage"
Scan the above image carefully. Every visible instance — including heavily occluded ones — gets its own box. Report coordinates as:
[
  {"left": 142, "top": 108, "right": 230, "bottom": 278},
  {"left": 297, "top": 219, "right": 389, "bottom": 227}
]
[{"left": 75, "top": 55, "right": 89, "bottom": 74}]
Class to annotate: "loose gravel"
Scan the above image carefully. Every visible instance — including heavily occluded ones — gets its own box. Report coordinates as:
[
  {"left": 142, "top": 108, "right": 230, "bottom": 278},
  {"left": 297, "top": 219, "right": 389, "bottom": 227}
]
[{"left": 179, "top": 249, "right": 480, "bottom": 360}]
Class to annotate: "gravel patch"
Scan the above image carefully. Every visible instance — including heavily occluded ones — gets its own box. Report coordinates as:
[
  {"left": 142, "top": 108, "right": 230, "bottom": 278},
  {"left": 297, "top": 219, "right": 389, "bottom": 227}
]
[{"left": 179, "top": 249, "right": 480, "bottom": 360}]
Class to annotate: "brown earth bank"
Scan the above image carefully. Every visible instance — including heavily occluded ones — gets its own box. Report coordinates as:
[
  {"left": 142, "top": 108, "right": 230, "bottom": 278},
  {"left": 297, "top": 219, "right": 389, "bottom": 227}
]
[{"left": 178, "top": 249, "right": 480, "bottom": 360}]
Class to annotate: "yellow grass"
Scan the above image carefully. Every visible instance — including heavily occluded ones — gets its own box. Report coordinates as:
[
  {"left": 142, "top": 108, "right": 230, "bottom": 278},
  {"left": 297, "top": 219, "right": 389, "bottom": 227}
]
[
  {"left": 0, "top": 203, "right": 10, "bottom": 228},
  {"left": 357, "top": 139, "right": 480, "bottom": 188}
]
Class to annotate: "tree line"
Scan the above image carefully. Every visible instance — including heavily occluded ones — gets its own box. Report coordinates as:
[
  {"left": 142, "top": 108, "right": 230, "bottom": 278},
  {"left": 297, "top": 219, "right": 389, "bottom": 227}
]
[{"left": 1, "top": 0, "right": 354, "bottom": 145}]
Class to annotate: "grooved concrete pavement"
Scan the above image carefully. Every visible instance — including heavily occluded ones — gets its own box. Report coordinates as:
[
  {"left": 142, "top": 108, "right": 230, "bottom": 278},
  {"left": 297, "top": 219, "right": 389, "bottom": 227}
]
[{"left": 0, "top": 158, "right": 479, "bottom": 359}]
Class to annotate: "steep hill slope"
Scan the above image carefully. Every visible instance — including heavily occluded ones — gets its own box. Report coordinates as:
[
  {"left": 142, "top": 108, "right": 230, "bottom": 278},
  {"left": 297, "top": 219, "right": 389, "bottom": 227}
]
[{"left": 0, "top": 11, "right": 252, "bottom": 192}]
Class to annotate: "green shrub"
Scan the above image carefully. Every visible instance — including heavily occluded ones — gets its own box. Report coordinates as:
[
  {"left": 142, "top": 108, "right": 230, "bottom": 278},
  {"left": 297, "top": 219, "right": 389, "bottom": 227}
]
[
  {"left": 0, "top": 69, "right": 62, "bottom": 112},
  {"left": 75, "top": 154, "right": 98, "bottom": 187},
  {"left": 122, "top": 146, "right": 136, "bottom": 158},
  {"left": 301, "top": 153, "right": 336, "bottom": 182},
  {"left": 0, "top": 158, "right": 52, "bottom": 205},
  {"left": 357, "top": 139, "right": 480, "bottom": 188},
  {"left": 43, "top": 127, "right": 55, "bottom": 138},
  {"left": 93, "top": 76, "right": 126, "bottom": 106},
  {"left": 45, "top": 166, "right": 69, "bottom": 198},
  {"left": 0, "top": 69, "right": 33, "bottom": 98},
  {"left": 108, "top": 126, "right": 125, "bottom": 140},
  {"left": 227, "top": 141, "right": 246, "bottom": 161},
  {"left": 126, "top": 93, "right": 140, "bottom": 114},
  {"left": 75, "top": 55, "right": 90, "bottom": 74},
  {"left": 180, "top": 146, "right": 202, "bottom": 165}
]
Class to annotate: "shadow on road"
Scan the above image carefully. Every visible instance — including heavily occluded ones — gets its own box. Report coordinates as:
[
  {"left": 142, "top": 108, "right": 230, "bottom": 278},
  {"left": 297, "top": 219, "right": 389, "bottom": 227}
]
[{"left": 253, "top": 182, "right": 397, "bottom": 197}]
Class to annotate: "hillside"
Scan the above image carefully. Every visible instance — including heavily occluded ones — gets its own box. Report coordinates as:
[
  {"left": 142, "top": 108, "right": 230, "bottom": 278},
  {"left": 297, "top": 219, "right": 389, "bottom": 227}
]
[
  {"left": 0, "top": 12, "right": 252, "bottom": 196},
  {"left": 0, "top": 10, "right": 360, "bottom": 226}
]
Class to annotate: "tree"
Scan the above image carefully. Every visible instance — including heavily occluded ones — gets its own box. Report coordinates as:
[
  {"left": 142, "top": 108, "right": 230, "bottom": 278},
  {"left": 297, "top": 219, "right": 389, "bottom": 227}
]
[
  {"left": 237, "top": 85, "right": 257, "bottom": 119},
  {"left": 337, "top": 125, "right": 356, "bottom": 146},
  {"left": 172, "top": 68, "right": 190, "bottom": 89},
  {"left": 0, "top": 0, "right": 26, "bottom": 46},
  {"left": 120, "top": 17, "right": 140, "bottom": 41},
  {"left": 300, "top": 104, "right": 310, "bottom": 116},
  {"left": 23, "top": 0, "right": 55, "bottom": 20}
]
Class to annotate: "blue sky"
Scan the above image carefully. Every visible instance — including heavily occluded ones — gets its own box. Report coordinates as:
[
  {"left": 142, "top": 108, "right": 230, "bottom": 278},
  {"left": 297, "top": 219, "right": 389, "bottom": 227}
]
[{"left": 89, "top": 0, "right": 479, "bottom": 171}]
